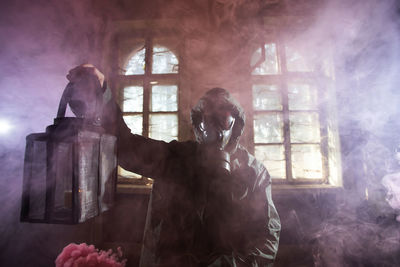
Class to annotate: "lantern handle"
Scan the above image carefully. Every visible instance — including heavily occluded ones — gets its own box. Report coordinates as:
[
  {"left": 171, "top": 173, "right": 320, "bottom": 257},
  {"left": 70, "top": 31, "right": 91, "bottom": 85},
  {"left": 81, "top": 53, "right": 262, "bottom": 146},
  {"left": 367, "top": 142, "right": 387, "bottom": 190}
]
[
  {"left": 92, "top": 84, "right": 104, "bottom": 126},
  {"left": 56, "top": 82, "right": 73, "bottom": 119},
  {"left": 56, "top": 82, "right": 104, "bottom": 126}
]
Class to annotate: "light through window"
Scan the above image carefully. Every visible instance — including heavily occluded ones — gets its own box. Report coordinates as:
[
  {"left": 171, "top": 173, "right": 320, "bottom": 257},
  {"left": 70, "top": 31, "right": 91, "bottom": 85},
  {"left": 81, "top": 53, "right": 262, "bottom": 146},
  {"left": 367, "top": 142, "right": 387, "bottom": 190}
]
[
  {"left": 251, "top": 41, "right": 341, "bottom": 185},
  {"left": 118, "top": 41, "right": 179, "bottom": 181}
]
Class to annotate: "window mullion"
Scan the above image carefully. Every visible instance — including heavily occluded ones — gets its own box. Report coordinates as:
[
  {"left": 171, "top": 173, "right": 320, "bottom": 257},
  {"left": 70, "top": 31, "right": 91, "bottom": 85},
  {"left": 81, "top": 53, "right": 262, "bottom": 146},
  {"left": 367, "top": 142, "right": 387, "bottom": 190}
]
[
  {"left": 316, "top": 75, "right": 330, "bottom": 183},
  {"left": 143, "top": 37, "right": 153, "bottom": 138},
  {"left": 278, "top": 38, "right": 293, "bottom": 183}
]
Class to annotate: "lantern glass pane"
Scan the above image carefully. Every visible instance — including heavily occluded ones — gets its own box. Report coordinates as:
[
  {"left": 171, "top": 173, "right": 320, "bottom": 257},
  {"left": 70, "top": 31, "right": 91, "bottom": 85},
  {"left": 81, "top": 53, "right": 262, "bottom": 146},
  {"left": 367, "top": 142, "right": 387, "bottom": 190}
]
[
  {"left": 76, "top": 137, "right": 100, "bottom": 221},
  {"left": 53, "top": 142, "right": 73, "bottom": 217},
  {"left": 28, "top": 140, "right": 47, "bottom": 220}
]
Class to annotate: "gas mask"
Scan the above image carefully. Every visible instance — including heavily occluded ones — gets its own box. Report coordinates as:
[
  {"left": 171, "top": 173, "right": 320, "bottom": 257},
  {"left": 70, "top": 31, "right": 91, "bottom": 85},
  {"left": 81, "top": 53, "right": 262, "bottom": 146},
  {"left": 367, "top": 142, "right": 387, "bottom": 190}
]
[{"left": 194, "top": 109, "right": 235, "bottom": 174}]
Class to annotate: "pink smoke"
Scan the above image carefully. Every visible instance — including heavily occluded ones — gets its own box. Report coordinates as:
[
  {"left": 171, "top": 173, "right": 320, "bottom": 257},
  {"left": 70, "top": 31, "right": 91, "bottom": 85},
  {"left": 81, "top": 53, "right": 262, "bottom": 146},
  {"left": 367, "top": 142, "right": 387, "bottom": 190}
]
[{"left": 55, "top": 243, "right": 126, "bottom": 267}]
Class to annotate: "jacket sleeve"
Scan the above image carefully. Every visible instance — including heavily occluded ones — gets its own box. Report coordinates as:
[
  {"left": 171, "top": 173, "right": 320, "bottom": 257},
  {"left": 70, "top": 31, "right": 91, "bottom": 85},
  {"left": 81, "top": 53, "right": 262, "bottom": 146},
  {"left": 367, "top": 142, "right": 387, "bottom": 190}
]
[{"left": 101, "top": 88, "right": 170, "bottom": 179}]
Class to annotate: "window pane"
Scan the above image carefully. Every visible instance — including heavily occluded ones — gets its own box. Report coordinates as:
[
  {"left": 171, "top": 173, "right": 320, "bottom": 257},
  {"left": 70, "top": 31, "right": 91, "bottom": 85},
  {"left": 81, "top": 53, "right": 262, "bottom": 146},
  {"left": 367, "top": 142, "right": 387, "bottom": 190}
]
[
  {"left": 149, "top": 114, "right": 178, "bottom": 142},
  {"left": 118, "top": 166, "right": 142, "bottom": 179},
  {"left": 251, "top": 43, "right": 279, "bottom": 75},
  {"left": 123, "top": 86, "right": 143, "bottom": 112},
  {"left": 152, "top": 46, "right": 179, "bottom": 74},
  {"left": 291, "top": 144, "right": 323, "bottom": 179},
  {"left": 288, "top": 83, "right": 318, "bottom": 110},
  {"left": 255, "top": 145, "right": 286, "bottom": 179},
  {"left": 253, "top": 84, "right": 282, "bottom": 111},
  {"left": 123, "top": 115, "right": 143, "bottom": 135},
  {"left": 327, "top": 123, "right": 342, "bottom": 186},
  {"left": 125, "top": 47, "right": 146, "bottom": 75},
  {"left": 285, "top": 45, "right": 313, "bottom": 72},
  {"left": 151, "top": 85, "right": 178, "bottom": 112},
  {"left": 254, "top": 113, "right": 284, "bottom": 143},
  {"left": 290, "top": 112, "right": 321, "bottom": 143}
]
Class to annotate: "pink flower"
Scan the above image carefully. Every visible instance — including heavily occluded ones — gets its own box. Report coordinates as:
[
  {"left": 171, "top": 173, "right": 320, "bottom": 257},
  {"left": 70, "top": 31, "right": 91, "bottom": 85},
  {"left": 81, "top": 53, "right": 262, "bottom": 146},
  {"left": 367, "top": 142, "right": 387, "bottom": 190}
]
[{"left": 55, "top": 243, "right": 126, "bottom": 267}]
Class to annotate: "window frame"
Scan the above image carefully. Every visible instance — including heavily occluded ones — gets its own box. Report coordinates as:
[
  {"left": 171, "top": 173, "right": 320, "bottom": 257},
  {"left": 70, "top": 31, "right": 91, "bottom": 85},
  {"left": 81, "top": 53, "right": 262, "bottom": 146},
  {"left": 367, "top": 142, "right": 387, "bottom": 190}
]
[
  {"left": 114, "top": 34, "right": 182, "bottom": 183},
  {"left": 250, "top": 36, "right": 335, "bottom": 186}
]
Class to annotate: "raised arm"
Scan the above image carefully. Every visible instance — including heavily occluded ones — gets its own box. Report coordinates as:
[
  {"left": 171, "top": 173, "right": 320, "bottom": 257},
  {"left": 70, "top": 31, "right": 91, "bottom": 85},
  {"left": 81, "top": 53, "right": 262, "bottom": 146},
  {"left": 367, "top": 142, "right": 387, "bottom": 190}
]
[
  {"left": 102, "top": 94, "right": 170, "bottom": 179},
  {"left": 67, "top": 64, "right": 170, "bottom": 179}
]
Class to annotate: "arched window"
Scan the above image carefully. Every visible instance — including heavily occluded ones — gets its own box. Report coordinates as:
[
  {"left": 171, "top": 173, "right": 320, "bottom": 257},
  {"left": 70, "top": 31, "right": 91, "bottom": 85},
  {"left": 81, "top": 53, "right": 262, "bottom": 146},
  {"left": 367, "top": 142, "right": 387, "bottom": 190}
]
[
  {"left": 118, "top": 41, "right": 180, "bottom": 180},
  {"left": 250, "top": 40, "right": 341, "bottom": 186}
]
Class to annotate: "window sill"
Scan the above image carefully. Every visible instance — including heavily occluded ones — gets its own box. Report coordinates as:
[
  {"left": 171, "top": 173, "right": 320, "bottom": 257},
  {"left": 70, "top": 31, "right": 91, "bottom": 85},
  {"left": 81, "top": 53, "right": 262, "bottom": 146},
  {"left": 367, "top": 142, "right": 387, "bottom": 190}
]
[
  {"left": 272, "top": 183, "right": 343, "bottom": 194},
  {"left": 116, "top": 183, "right": 153, "bottom": 195},
  {"left": 116, "top": 182, "right": 342, "bottom": 195}
]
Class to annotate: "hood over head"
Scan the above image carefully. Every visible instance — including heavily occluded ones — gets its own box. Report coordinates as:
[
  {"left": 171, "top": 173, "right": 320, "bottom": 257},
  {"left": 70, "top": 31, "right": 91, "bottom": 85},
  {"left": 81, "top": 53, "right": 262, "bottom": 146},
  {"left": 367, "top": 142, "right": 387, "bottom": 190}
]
[{"left": 191, "top": 87, "right": 245, "bottom": 154}]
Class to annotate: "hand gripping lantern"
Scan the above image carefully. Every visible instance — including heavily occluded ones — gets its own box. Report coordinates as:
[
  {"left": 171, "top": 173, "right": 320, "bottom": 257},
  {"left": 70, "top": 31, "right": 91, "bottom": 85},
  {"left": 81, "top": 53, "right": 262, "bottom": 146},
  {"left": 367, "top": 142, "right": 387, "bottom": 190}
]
[{"left": 21, "top": 76, "right": 117, "bottom": 224}]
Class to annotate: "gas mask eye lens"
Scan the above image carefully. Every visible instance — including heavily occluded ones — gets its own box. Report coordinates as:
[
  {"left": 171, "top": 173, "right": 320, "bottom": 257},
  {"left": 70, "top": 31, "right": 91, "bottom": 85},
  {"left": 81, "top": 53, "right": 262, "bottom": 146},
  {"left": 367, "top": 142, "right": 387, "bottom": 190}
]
[
  {"left": 199, "top": 122, "right": 205, "bottom": 131},
  {"left": 227, "top": 117, "right": 235, "bottom": 130},
  {"left": 221, "top": 116, "right": 235, "bottom": 130}
]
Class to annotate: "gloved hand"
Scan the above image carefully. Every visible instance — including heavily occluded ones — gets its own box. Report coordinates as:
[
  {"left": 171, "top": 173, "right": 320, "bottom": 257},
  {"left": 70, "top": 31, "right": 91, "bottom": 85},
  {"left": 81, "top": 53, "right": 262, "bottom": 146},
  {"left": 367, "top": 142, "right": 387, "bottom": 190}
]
[
  {"left": 67, "top": 63, "right": 105, "bottom": 87},
  {"left": 65, "top": 64, "right": 106, "bottom": 119}
]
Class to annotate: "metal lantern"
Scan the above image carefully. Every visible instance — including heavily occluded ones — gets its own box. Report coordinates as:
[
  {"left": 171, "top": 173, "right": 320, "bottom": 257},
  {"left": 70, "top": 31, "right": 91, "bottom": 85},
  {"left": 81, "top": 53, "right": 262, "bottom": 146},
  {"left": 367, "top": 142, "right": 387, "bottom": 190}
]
[{"left": 21, "top": 80, "right": 117, "bottom": 224}]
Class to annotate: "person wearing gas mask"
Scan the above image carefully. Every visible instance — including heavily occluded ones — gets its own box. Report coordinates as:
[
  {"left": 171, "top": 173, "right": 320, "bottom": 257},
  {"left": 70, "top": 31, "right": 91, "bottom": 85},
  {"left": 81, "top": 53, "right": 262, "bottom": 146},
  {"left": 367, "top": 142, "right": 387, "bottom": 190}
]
[{"left": 67, "top": 64, "right": 281, "bottom": 267}]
